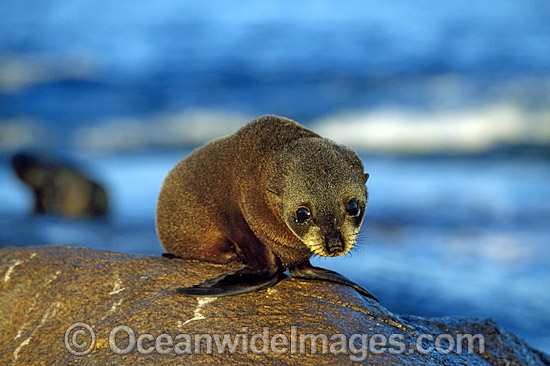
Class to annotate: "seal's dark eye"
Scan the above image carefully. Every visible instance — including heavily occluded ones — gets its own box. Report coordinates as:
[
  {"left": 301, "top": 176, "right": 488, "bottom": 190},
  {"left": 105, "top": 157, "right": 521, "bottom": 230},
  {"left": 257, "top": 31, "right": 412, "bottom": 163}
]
[
  {"left": 345, "top": 199, "right": 361, "bottom": 217},
  {"left": 295, "top": 207, "right": 311, "bottom": 225}
]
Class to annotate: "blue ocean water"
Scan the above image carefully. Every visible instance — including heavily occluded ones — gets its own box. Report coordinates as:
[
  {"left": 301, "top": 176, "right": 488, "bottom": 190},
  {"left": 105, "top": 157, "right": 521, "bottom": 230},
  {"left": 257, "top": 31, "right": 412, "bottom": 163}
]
[
  {"left": 1, "top": 0, "right": 549, "bottom": 148},
  {"left": 1, "top": 0, "right": 549, "bottom": 356}
]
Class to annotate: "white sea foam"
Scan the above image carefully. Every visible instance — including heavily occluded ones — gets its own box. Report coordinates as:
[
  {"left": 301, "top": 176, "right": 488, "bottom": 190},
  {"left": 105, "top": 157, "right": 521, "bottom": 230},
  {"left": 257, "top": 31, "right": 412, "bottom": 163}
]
[
  {"left": 3, "top": 105, "right": 548, "bottom": 155},
  {"left": 312, "top": 105, "right": 550, "bottom": 154}
]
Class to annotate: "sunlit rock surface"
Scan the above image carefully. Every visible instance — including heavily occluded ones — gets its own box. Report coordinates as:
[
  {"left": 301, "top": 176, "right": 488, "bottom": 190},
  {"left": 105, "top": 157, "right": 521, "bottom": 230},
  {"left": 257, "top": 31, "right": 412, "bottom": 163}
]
[{"left": 1, "top": 246, "right": 548, "bottom": 365}]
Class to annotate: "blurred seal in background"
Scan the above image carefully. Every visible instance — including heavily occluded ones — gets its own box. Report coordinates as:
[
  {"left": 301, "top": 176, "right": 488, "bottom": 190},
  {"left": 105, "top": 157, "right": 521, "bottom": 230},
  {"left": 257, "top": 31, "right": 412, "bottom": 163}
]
[{"left": 11, "top": 151, "right": 108, "bottom": 219}]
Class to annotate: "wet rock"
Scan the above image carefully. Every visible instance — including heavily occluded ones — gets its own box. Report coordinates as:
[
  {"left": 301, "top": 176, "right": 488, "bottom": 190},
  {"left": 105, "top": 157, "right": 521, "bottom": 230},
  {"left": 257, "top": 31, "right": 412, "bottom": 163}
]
[
  {"left": 1, "top": 246, "right": 548, "bottom": 365},
  {"left": 10, "top": 151, "right": 108, "bottom": 219}
]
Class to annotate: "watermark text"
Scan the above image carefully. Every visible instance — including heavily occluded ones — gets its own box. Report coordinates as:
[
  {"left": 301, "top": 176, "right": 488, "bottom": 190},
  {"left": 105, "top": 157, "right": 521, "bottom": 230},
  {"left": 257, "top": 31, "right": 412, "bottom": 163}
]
[{"left": 65, "top": 323, "right": 485, "bottom": 361}]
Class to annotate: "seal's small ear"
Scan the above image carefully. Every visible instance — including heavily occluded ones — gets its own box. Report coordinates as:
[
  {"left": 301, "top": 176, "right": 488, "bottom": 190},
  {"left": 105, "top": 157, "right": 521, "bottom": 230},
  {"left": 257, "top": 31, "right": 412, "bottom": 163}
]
[
  {"left": 266, "top": 187, "right": 279, "bottom": 196},
  {"left": 364, "top": 173, "right": 370, "bottom": 183}
]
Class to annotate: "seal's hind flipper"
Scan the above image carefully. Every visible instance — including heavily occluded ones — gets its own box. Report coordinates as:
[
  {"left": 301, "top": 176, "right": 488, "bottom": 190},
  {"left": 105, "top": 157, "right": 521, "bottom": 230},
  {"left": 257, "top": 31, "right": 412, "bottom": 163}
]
[
  {"left": 290, "top": 261, "right": 378, "bottom": 301},
  {"left": 177, "top": 268, "right": 285, "bottom": 297}
]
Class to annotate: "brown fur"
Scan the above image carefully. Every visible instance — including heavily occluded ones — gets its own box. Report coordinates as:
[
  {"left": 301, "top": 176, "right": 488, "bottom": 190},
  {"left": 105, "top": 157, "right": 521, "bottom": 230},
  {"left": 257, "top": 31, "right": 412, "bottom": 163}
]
[{"left": 156, "top": 115, "right": 368, "bottom": 271}]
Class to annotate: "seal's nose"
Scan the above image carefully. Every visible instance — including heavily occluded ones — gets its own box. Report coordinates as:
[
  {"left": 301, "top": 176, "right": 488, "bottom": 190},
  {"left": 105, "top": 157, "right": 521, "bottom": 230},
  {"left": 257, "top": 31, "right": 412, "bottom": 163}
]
[{"left": 326, "top": 235, "right": 344, "bottom": 254}]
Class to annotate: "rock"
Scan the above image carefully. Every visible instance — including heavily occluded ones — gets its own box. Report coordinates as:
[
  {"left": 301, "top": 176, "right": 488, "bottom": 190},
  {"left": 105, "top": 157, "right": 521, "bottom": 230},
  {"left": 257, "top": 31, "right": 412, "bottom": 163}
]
[
  {"left": 1, "top": 246, "right": 548, "bottom": 365},
  {"left": 10, "top": 151, "right": 108, "bottom": 219}
]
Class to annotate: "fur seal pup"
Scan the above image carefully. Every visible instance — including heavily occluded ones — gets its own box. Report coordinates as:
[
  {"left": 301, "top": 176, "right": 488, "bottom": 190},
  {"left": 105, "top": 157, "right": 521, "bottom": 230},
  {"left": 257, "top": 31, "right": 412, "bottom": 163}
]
[
  {"left": 11, "top": 151, "right": 109, "bottom": 219},
  {"left": 156, "top": 115, "right": 377, "bottom": 300}
]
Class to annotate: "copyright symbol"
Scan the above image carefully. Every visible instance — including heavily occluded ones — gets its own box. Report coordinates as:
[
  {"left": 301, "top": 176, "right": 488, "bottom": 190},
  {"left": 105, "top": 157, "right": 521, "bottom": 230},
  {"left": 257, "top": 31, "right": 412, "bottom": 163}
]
[{"left": 64, "top": 322, "right": 96, "bottom": 356}]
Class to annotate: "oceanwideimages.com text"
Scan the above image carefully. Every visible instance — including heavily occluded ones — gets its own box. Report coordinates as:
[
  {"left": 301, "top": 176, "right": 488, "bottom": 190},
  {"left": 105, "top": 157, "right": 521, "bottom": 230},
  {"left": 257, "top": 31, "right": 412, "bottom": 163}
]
[{"left": 65, "top": 323, "right": 485, "bottom": 361}]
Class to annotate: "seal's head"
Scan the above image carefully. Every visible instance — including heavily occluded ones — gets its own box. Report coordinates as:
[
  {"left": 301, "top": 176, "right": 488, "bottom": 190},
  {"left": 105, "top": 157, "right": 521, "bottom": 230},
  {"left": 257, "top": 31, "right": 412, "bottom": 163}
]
[{"left": 269, "top": 138, "right": 369, "bottom": 257}]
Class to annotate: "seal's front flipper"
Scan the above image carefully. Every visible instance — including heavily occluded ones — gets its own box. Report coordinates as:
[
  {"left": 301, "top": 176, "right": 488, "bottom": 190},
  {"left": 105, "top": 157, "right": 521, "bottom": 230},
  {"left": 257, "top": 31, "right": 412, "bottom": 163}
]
[
  {"left": 177, "top": 268, "right": 284, "bottom": 297},
  {"left": 290, "top": 261, "right": 378, "bottom": 301}
]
